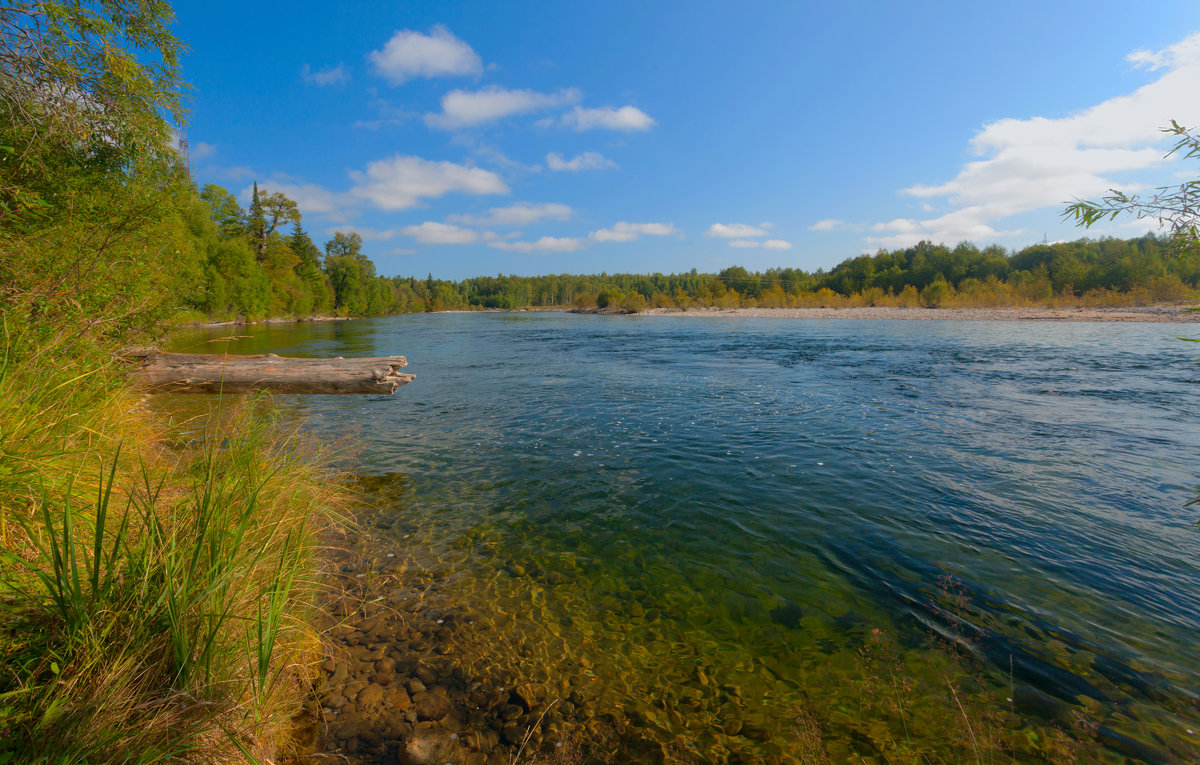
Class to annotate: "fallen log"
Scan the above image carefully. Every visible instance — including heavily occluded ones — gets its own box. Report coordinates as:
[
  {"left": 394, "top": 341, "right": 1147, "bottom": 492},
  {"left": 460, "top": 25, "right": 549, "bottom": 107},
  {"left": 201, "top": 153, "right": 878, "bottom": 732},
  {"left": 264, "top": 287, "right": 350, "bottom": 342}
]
[{"left": 127, "top": 351, "right": 414, "bottom": 394}]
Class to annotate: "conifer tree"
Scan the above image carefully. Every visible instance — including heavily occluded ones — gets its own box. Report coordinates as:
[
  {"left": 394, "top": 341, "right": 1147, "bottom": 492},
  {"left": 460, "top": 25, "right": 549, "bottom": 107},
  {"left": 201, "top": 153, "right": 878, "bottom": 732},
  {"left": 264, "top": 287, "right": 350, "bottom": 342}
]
[{"left": 246, "top": 180, "right": 267, "bottom": 258}]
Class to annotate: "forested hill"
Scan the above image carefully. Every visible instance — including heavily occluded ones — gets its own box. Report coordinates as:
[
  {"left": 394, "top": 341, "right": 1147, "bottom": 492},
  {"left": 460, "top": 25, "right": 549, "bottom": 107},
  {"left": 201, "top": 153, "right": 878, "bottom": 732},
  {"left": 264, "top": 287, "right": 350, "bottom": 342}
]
[{"left": 178, "top": 182, "right": 1198, "bottom": 317}]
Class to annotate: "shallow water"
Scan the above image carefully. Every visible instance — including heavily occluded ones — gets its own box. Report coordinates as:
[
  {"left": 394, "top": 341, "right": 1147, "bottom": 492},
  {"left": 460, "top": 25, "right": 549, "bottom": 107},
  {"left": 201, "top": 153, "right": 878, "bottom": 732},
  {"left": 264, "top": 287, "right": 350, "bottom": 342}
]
[{"left": 172, "top": 313, "right": 1200, "bottom": 762}]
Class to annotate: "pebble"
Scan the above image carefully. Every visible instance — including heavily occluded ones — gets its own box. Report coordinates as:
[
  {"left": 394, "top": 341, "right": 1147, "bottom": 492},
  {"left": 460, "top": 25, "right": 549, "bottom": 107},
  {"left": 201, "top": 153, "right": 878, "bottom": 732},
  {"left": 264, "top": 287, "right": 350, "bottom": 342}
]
[
  {"left": 416, "top": 667, "right": 438, "bottom": 685},
  {"left": 357, "top": 683, "right": 384, "bottom": 709},
  {"left": 501, "top": 725, "right": 524, "bottom": 746},
  {"left": 385, "top": 685, "right": 412, "bottom": 710},
  {"left": 411, "top": 690, "right": 452, "bottom": 721},
  {"left": 328, "top": 661, "right": 350, "bottom": 686},
  {"left": 511, "top": 684, "right": 538, "bottom": 711},
  {"left": 360, "top": 646, "right": 386, "bottom": 661},
  {"left": 324, "top": 694, "right": 348, "bottom": 710}
]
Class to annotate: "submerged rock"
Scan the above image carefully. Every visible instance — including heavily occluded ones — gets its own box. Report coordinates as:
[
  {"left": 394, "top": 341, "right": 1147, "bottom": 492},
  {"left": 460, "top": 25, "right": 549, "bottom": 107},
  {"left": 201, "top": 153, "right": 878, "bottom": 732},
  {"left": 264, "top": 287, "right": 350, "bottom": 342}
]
[
  {"left": 324, "top": 693, "right": 348, "bottom": 710},
  {"left": 769, "top": 601, "right": 804, "bottom": 630},
  {"left": 412, "top": 689, "right": 452, "bottom": 721},
  {"left": 384, "top": 685, "right": 412, "bottom": 710},
  {"left": 403, "top": 731, "right": 464, "bottom": 765},
  {"left": 357, "top": 683, "right": 384, "bottom": 709},
  {"left": 510, "top": 683, "right": 538, "bottom": 711}
]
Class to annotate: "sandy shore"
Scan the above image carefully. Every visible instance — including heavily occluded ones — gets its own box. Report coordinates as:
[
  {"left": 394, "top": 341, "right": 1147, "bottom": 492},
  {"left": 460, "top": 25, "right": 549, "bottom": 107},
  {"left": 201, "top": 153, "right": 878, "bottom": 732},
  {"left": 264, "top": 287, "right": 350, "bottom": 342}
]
[{"left": 635, "top": 304, "right": 1200, "bottom": 323}]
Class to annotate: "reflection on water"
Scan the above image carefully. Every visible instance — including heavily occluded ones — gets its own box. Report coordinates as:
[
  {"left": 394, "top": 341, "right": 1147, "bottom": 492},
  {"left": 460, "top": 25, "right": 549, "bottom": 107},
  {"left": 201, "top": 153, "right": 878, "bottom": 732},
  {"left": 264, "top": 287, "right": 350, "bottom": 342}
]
[{"left": 171, "top": 314, "right": 1200, "bottom": 761}]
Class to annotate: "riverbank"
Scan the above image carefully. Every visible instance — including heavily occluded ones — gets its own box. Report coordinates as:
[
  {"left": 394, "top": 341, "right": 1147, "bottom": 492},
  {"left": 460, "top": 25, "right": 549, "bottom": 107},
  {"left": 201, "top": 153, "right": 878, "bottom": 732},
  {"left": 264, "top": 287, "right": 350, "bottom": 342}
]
[
  {"left": 635, "top": 304, "right": 1200, "bottom": 322},
  {"left": 182, "top": 314, "right": 356, "bottom": 328},
  {"left": 0, "top": 339, "right": 344, "bottom": 760}
]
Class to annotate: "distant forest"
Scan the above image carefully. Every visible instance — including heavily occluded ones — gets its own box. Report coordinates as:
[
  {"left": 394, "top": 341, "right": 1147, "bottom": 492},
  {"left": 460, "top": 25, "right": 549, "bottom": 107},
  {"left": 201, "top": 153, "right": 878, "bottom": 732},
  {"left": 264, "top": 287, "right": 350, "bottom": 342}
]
[{"left": 183, "top": 183, "right": 1199, "bottom": 319}]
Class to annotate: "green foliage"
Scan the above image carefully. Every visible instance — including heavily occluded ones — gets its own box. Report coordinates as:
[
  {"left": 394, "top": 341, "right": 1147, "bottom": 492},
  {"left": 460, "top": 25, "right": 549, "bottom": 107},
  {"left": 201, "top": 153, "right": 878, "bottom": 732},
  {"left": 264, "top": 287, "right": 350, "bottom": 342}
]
[
  {"left": 623, "top": 291, "right": 647, "bottom": 313},
  {"left": 0, "top": 337, "right": 336, "bottom": 758},
  {"left": 199, "top": 183, "right": 244, "bottom": 238},
  {"left": 323, "top": 231, "right": 396, "bottom": 315},
  {"left": 349, "top": 234, "right": 1193, "bottom": 316},
  {"left": 920, "top": 277, "right": 951, "bottom": 307},
  {"left": 325, "top": 230, "right": 364, "bottom": 259},
  {"left": 248, "top": 184, "right": 301, "bottom": 260},
  {"left": 1064, "top": 121, "right": 1200, "bottom": 252},
  {"left": 596, "top": 288, "right": 622, "bottom": 309},
  {"left": 0, "top": 0, "right": 196, "bottom": 348},
  {"left": 0, "top": 1, "right": 185, "bottom": 205},
  {"left": 0, "top": 6, "right": 342, "bottom": 758}
]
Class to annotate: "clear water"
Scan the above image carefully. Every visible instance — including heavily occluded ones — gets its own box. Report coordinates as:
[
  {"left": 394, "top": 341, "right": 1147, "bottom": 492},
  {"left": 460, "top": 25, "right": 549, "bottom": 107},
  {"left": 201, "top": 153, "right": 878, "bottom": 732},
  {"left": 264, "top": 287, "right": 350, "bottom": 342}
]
[{"left": 171, "top": 313, "right": 1200, "bottom": 762}]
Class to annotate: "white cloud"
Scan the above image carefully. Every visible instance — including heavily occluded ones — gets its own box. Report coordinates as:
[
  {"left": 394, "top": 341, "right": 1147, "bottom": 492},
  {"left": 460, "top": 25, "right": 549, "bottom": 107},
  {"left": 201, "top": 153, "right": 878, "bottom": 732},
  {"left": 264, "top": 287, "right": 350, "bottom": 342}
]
[
  {"left": 488, "top": 236, "right": 584, "bottom": 253},
  {"left": 808, "top": 218, "right": 843, "bottom": 231},
  {"left": 868, "top": 31, "right": 1200, "bottom": 247},
  {"left": 472, "top": 144, "right": 542, "bottom": 174},
  {"left": 212, "top": 165, "right": 255, "bottom": 182},
  {"left": 705, "top": 222, "right": 768, "bottom": 238},
  {"left": 449, "top": 202, "right": 572, "bottom": 227},
  {"left": 729, "top": 239, "right": 759, "bottom": 248},
  {"left": 1126, "top": 50, "right": 1167, "bottom": 71},
  {"left": 349, "top": 155, "right": 509, "bottom": 210},
  {"left": 763, "top": 239, "right": 792, "bottom": 250},
  {"left": 559, "top": 105, "right": 655, "bottom": 132},
  {"left": 546, "top": 151, "right": 617, "bottom": 171},
  {"left": 369, "top": 25, "right": 481, "bottom": 85},
  {"left": 188, "top": 141, "right": 217, "bottom": 161},
  {"left": 426, "top": 87, "right": 580, "bottom": 129},
  {"left": 336, "top": 226, "right": 399, "bottom": 241},
  {"left": 867, "top": 211, "right": 1022, "bottom": 249},
  {"left": 301, "top": 63, "right": 348, "bottom": 86},
  {"left": 589, "top": 221, "right": 678, "bottom": 242},
  {"left": 1126, "top": 34, "right": 1200, "bottom": 71},
  {"left": 871, "top": 218, "right": 921, "bottom": 234},
  {"left": 184, "top": 141, "right": 218, "bottom": 160},
  {"left": 401, "top": 221, "right": 480, "bottom": 244}
]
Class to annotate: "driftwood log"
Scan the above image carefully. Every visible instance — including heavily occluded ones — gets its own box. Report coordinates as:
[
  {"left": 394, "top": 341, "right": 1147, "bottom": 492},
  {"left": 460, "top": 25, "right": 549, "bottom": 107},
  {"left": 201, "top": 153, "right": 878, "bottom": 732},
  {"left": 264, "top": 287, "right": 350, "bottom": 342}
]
[{"left": 127, "top": 351, "right": 414, "bottom": 394}]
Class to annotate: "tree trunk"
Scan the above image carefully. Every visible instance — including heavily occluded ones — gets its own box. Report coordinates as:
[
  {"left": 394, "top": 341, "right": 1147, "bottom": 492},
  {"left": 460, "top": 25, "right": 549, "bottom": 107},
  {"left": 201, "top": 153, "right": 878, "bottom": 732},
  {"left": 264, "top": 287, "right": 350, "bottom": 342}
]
[{"left": 127, "top": 351, "right": 414, "bottom": 394}]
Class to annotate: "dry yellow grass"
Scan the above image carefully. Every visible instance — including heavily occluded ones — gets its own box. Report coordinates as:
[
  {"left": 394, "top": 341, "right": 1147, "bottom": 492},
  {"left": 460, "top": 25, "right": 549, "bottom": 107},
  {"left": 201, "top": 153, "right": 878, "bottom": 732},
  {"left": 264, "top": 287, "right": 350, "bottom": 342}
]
[{"left": 0, "top": 337, "right": 350, "bottom": 762}]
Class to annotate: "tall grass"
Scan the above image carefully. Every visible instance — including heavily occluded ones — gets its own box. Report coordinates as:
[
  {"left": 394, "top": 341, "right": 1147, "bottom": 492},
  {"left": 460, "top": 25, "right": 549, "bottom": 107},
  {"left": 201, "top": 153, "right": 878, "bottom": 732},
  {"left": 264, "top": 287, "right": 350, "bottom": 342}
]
[{"left": 0, "top": 325, "right": 346, "bottom": 762}]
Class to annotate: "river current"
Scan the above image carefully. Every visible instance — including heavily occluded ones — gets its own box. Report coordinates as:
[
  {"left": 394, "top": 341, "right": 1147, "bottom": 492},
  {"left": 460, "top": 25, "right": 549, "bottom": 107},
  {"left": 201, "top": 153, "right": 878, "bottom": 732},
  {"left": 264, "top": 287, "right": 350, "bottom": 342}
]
[{"left": 173, "top": 313, "right": 1200, "bottom": 762}]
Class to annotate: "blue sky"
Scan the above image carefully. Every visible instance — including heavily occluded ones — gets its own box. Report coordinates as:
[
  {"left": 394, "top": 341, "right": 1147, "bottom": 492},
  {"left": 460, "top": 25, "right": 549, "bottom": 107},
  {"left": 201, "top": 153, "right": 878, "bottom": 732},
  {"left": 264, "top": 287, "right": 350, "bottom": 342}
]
[{"left": 178, "top": 1, "right": 1200, "bottom": 280}]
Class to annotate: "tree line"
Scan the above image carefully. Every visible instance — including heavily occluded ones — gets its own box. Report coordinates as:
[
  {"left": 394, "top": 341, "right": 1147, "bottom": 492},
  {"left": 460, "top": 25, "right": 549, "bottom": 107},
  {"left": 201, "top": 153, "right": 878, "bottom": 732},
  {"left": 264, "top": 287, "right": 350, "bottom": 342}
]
[
  {"left": 461, "top": 234, "right": 1197, "bottom": 312},
  {"left": 175, "top": 180, "right": 1200, "bottom": 318}
]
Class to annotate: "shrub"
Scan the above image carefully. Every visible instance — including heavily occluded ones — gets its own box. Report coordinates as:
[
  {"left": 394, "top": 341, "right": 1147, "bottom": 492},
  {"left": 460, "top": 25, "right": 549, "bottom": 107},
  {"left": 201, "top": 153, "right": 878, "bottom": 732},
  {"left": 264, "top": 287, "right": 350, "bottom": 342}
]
[
  {"left": 596, "top": 289, "right": 623, "bottom": 309},
  {"left": 920, "top": 278, "right": 951, "bottom": 307},
  {"left": 622, "top": 292, "right": 647, "bottom": 313}
]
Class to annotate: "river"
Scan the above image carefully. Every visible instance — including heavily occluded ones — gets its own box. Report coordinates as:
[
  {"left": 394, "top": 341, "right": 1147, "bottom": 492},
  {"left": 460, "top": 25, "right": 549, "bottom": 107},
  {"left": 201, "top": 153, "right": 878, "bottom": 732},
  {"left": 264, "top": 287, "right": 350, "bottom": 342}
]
[{"left": 172, "top": 312, "right": 1200, "bottom": 762}]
